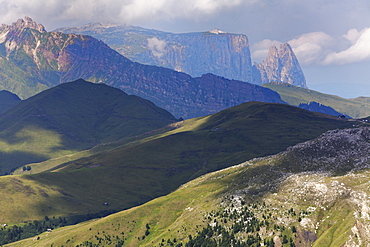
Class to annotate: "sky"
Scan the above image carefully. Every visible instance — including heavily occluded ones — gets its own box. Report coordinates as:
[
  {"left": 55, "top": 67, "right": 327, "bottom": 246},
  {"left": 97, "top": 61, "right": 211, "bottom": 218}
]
[{"left": 1, "top": 0, "right": 370, "bottom": 98}]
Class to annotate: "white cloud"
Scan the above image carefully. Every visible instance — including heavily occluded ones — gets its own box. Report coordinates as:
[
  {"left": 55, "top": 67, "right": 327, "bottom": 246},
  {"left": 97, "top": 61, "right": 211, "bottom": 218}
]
[
  {"left": 343, "top": 28, "right": 362, "bottom": 45},
  {"left": 323, "top": 27, "right": 370, "bottom": 65},
  {"left": 120, "top": 0, "right": 259, "bottom": 23},
  {"left": 287, "top": 32, "right": 333, "bottom": 66},
  {"left": 251, "top": 32, "right": 333, "bottom": 66},
  {"left": 147, "top": 37, "right": 167, "bottom": 59},
  {"left": 0, "top": 0, "right": 259, "bottom": 29}
]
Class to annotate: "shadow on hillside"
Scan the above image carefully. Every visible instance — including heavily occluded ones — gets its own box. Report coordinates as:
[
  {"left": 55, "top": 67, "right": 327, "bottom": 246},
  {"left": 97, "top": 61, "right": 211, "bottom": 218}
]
[
  {"left": 1, "top": 103, "right": 356, "bottom": 226},
  {"left": 0, "top": 124, "right": 83, "bottom": 175},
  {"left": 0, "top": 151, "right": 49, "bottom": 175}
]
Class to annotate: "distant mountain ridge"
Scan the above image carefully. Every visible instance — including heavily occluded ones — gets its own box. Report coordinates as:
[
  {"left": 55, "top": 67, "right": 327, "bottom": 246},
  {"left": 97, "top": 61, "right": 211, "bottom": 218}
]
[
  {"left": 54, "top": 24, "right": 254, "bottom": 83},
  {"left": 298, "top": 101, "right": 350, "bottom": 118},
  {"left": 263, "top": 82, "right": 370, "bottom": 118},
  {"left": 0, "top": 17, "right": 285, "bottom": 119},
  {"left": 54, "top": 22, "right": 307, "bottom": 88}
]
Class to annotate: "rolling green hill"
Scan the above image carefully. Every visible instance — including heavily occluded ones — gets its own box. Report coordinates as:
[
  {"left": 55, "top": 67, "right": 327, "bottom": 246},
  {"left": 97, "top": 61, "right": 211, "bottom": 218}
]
[
  {"left": 0, "top": 102, "right": 356, "bottom": 229},
  {"left": 263, "top": 82, "right": 370, "bottom": 118},
  {"left": 6, "top": 127, "right": 370, "bottom": 247},
  {"left": 0, "top": 79, "right": 177, "bottom": 175}
]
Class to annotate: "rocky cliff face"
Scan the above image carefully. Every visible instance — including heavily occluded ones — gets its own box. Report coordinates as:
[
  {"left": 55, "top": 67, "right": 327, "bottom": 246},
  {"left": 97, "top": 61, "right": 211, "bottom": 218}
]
[
  {"left": 56, "top": 23, "right": 308, "bottom": 88},
  {"left": 56, "top": 24, "right": 254, "bottom": 84},
  {"left": 163, "top": 31, "right": 253, "bottom": 83},
  {"left": 253, "top": 43, "right": 307, "bottom": 88},
  {"left": 0, "top": 17, "right": 285, "bottom": 119}
]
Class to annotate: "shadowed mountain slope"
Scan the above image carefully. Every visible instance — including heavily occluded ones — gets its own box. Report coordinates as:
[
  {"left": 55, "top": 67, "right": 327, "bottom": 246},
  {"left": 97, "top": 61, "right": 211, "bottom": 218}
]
[
  {"left": 0, "top": 79, "right": 177, "bottom": 174},
  {"left": 0, "top": 102, "right": 355, "bottom": 226},
  {"left": 0, "top": 90, "right": 21, "bottom": 113},
  {"left": 7, "top": 127, "right": 370, "bottom": 247}
]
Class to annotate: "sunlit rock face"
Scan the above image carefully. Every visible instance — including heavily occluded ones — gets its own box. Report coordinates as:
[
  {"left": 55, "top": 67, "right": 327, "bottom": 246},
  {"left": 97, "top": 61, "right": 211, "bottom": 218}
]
[
  {"left": 253, "top": 43, "right": 307, "bottom": 88},
  {"left": 56, "top": 24, "right": 255, "bottom": 84},
  {"left": 56, "top": 23, "right": 308, "bottom": 88}
]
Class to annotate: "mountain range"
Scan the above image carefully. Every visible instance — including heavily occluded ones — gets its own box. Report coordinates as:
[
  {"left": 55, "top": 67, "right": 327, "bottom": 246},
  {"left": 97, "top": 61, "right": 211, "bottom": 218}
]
[
  {"left": 0, "top": 17, "right": 288, "bottom": 119},
  {"left": 0, "top": 98, "right": 354, "bottom": 230},
  {"left": 0, "top": 17, "right": 369, "bottom": 247},
  {"left": 55, "top": 22, "right": 307, "bottom": 88}
]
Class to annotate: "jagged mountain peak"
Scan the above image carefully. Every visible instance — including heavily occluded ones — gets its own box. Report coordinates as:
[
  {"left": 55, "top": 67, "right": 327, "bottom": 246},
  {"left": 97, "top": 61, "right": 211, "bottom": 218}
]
[
  {"left": 253, "top": 42, "right": 307, "bottom": 88},
  {"left": 278, "top": 42, "right": 293, "bottom": 52},
  {"left": 267, "top": 44, "right": 279, "bottom": 56},
  {"left": 1, "top": 16, "right": 46, "bottom": 33}
]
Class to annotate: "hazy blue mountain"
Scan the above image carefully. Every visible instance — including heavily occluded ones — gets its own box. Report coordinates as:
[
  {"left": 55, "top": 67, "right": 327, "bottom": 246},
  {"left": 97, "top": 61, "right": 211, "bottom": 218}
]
[
  {"left": 55, "top": 23, "right": 307, "bottom": 88},
  {"left": 0, "top": 17, "right": 285, "bottom": 119},
  {"left": 298, "top": 101, "right": 350, "bottom": 118},
  {"left": 55, "top": 24, "right": 254, "bottom": 83}
]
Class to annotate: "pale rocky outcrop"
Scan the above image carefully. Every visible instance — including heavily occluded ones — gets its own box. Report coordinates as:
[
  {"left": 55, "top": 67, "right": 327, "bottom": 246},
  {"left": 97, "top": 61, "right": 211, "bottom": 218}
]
[{"left": 253, "top": 43, "right": 307, "bottom": 88}]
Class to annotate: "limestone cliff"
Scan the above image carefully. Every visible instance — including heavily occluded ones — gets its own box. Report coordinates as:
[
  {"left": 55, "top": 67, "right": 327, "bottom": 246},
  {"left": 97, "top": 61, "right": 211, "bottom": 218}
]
[
  {"left": 55, "top": 24, "right": 254, "bottom": 84},
  {"left": 253, "top": 43, "right": 307, "bottom": 88},
  {"left": 56, "top": 23, "right": 307, "bottom": 88}
]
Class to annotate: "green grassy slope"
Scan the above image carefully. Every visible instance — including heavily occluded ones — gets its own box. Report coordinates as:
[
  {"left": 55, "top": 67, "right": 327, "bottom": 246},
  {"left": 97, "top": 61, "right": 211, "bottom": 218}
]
[
  {"left": 8, "top": 126, "right": 370, "bottom": 247},
  {"left": 54, "top": 102, "right": 354, "bottom": 178},
  {"left": 0, "top": 102, "right": 356, "bottom": 226},
  {"left": 0, "top": 79, "right": 177, "bottom": 175},
  {"left": 263, "top": 82, "right": 370, "bottom": 118},
  {"left": 0, "top": 46, "right": 50, "bottom": 99}
]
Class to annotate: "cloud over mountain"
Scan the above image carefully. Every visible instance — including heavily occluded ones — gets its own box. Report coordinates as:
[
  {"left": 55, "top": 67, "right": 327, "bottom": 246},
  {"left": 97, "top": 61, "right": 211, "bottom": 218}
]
[
  {"left": 0, "top": 0, "right": 258, "bottom": 29},
  {"left": 252, "top": 32, "right": 334, "bottom": 66},
  {"left": 147, "top": 37, "right": 167, "bottom": 59},
  {"left": 323, "top": 27, "right": 370, "bottom": 65},
  {"left": 252, "top": 27, "right": 370, "bottom": 67}
]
